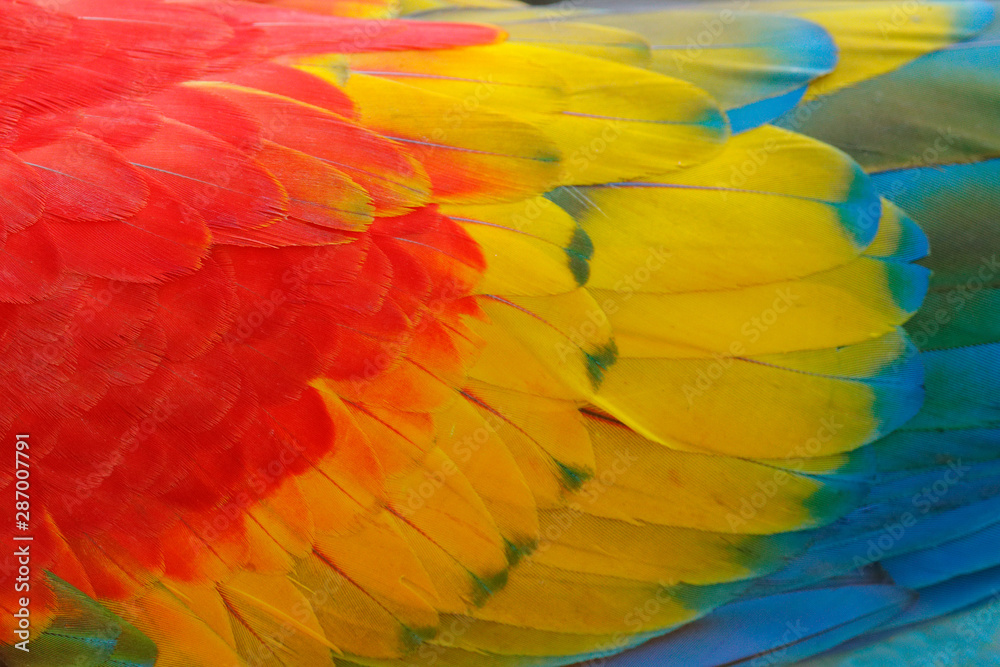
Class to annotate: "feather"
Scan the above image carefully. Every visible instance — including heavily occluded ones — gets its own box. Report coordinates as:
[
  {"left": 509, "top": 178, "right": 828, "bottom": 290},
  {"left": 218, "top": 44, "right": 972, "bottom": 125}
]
[{"left": 3, "top": 0, "right": 1000, "bottom": 665}]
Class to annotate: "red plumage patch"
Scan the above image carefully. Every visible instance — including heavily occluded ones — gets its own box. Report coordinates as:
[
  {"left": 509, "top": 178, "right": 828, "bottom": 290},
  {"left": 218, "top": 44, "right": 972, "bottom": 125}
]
[{"left": 0, "top": 0, "right": 494, "bottom": 629}]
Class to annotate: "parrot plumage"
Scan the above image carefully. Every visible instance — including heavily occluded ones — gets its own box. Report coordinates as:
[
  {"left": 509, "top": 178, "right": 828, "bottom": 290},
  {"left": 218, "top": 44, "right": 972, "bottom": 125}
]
[{"left": 0, "top": 0, "right": 999, "bottom": 665}]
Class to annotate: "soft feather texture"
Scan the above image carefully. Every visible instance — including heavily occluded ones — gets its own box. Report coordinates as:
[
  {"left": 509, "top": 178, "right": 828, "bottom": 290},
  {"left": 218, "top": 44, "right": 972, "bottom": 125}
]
[{"left": 0, "top": 1, "right": 998, "bottom": 666}]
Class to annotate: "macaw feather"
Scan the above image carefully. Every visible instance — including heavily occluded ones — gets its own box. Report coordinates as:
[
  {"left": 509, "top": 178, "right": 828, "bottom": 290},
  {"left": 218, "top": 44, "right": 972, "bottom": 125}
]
[{"left": 2, "top": 0, "right": 1000, "bottom": 666}]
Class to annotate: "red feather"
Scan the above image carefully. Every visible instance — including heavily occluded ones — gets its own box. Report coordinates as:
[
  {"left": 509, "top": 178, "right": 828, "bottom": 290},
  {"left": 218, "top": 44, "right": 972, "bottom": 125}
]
[
  {"left": 0, "top": 149, "right": 44, "bottom": 239},
  {"left": 121, "top": 118, "right": 288, "bottom": 236}
]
